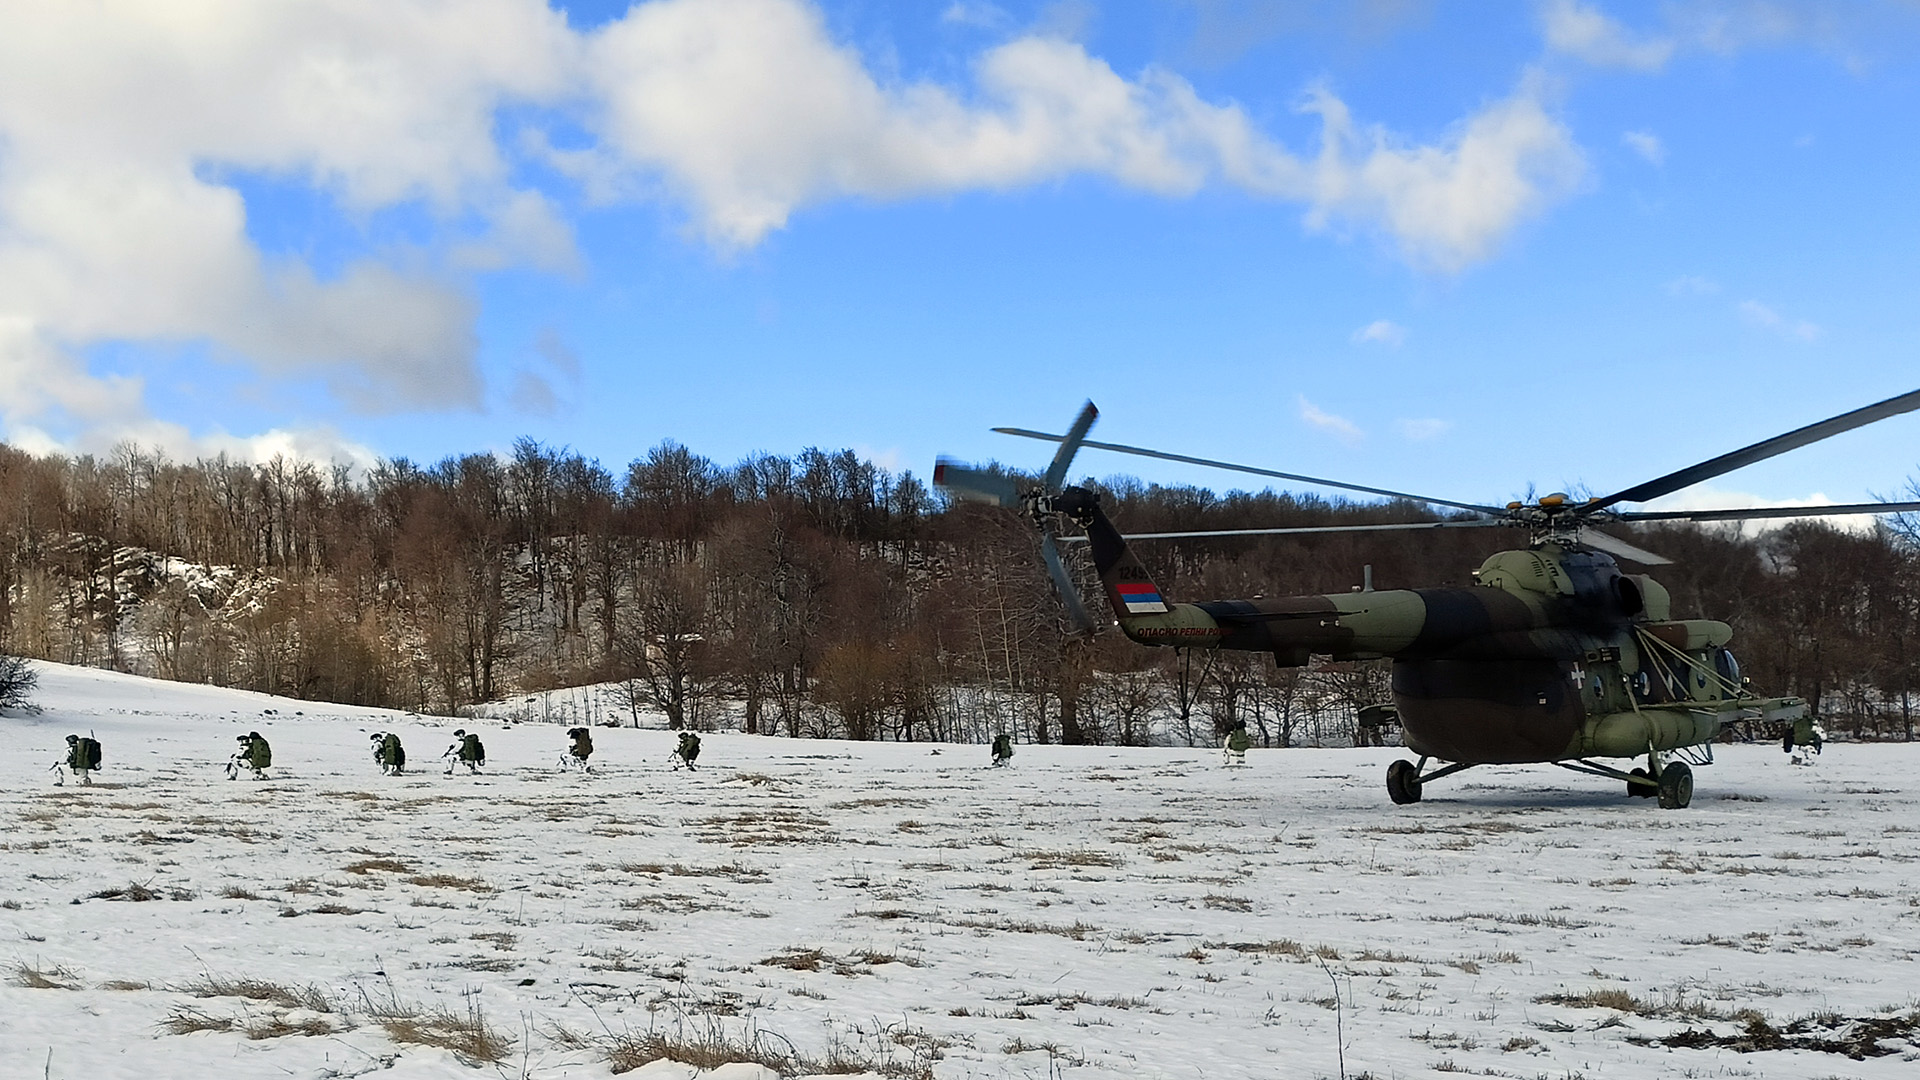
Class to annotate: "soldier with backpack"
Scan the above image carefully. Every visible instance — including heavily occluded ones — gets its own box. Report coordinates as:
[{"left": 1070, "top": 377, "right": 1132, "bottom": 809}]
[
  {"left": 990, "top": 732, "right": 1013, "bottom": 767},
  {"left": 673, "top": 731, "right": 701, "bottom": 770},
  {"left": 371, "top": 732, "right": 406, "bottom": 775},
  {"left": 1224, "top": 721, "right": 1251, "bottom": 767},
  {"left": 57, "top": 734, "right": 103, "bottom": 786},
  {"left": 563, "top": 726, "right": 594, "bottom": 771},
  {"left": 446, "top": 729, "right": 485, "bottom": 775},
  {"left": 229, "top": 731, "right": 271, "bottom": 780}
]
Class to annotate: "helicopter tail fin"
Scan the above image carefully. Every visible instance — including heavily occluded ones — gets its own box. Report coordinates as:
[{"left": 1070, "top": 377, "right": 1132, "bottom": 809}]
[{"left": 1056, "top": 488, "right": 1171, "bottom": 628}]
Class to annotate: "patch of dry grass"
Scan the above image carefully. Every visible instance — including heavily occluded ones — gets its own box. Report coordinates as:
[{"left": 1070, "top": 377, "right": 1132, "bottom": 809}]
[
  {"left": 605, "top": 1016, "right": 937, "bottom": 1079},
  {"left": 244, "top": 1012, "right": 339, "bottom": 1039},
  {"left": 379, "top": 1000, "right": 513, "bottom": 1065},
  {"left": 11, "top": 961, "right": 82, "bottom": 990},
  {"left": 1020, "top": 849, "right": 1124, "bottom": 870},
  {"left": 620, "top": 861, "right": 768, "bottom": 883},
  {"left": 404, "top": 873, "right": 492, "bottom": 891},
  {"left": 182, "top": 973, "right": 336, "bottom": 1012},
  {"left": 344, "top": 858, "right": 412, "bottom": 874},
  {"left": 947, "top": 915, "right": 1101, "bottom": 940},
  {"left": 162, "top": 1007, "right": 237, "bottom": 1035},
  {"left": 89, "top": 881, "right": 193, "bottom": 902}
]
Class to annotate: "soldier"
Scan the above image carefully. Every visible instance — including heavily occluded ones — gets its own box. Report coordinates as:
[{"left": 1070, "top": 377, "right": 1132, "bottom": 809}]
[
  {"left": 58, "top": 734, "right": 103, "bottom": 786},
  {"left": 990, "top": 732, "right": 1013, "bottom": 767},
  {"left": 1224, "top": 721, "right": 1251, "bottom": 766},
  {"left": 372, "top": 731, "right": 406, "bottom": 775},
  {"left": 446, "top": 729, "right": 485, "bottom": 775},
  {"left": 1783, "top": 716, "right": 1826, "bottom": 766},
  {"left": 229, "top": 731, "right": 271, "bottom": 780},
  {"left": 564, "top": 726, "right": 594, "bottom": 771},
  {"left": 673, "top": 731, "right": 701, "bottom": 770}
]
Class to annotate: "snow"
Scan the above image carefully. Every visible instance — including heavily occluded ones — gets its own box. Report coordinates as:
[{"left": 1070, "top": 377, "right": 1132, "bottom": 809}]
[{"left": 3, "top": 660, "right": 1918, "bottom": 1079}]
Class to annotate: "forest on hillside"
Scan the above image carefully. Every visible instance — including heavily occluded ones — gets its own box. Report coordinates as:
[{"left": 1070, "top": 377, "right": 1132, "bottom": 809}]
[{"left": 2, "top": 439, "right": 1917, "bottom": 744}]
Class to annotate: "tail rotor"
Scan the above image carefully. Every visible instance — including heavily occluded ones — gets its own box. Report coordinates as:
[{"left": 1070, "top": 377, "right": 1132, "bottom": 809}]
[{"left": 937, "top": 401, "right": 1101, "bottom": 632}]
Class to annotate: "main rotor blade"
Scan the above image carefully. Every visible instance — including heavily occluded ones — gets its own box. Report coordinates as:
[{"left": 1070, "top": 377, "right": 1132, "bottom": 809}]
[
  {"left": 1617, "top": 499, "right": 1920, "bottom": 523},
  {"left": 1057, "top": 519, "right": 1506, "bottom": 541},
  {"left": 1041, "top": 532, "right": 1095, "bottom": 631},
  {"left": 1586, "top": 387, "right": 1920, "bottom": 511},
  {"left": 1042, "top": 401, "right": 1099, "bottom": 495},
  {"left": 995, "top": 428, "right": 1503, "bottom": 515},
  {"left": 1576, "top": 528, "right": 1673, "bottom": 566}
]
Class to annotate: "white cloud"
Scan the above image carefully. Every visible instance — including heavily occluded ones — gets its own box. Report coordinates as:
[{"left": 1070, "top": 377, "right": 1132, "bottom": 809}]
[
  {"left": 1739, "top": 299, "right": 1820, "bottom": 341},
  {"left": 0, "top": 0, "right": 1594, "bottom": 457},
  {"left": 1395, "top": 418, "right": 1450, "bottom": 440},
  {"left": 941, "top": 3, "right": 1010, "bottom": 29},
  {"left": 1621, "top": 129, "right": 1665, "bottom": 165},
  {"left": 1290, "top": 77, "right": 1587, "bottom": 271},
  {"left": 0, "top": 0, "right": 576, "bottom": 454},
  {"left": 1541, "top": 0, "right": 1676, "bottom": 70},
  {"left": 1298, "top": 395, "right": 1364, "bottom": 443},
  {"left": 1352, "top": 319, "right": 1407, "bottom": 347},
  {"left": 579, "top": 0, "right": 1584, "bottom": 268},
  {"left": 1665, "top": 274, "right": 1719, "bottom": 296}
]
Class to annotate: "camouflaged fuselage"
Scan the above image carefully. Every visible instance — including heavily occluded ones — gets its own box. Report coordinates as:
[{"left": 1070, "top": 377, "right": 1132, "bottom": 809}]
[{"left": 1068, "top": 490, "right": 1802, "bottom": 765}]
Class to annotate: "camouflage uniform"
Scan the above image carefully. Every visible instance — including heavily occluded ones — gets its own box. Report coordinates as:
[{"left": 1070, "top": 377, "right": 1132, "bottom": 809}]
[
  {"left": 447, "top": 730, "right": 485, "bottom": 774},
  {"left": 372, "top": 732, "right": 405, "bottom": 774},
  {"left": 1224, "top": 724, "right": 1251, "bottom": 766}
]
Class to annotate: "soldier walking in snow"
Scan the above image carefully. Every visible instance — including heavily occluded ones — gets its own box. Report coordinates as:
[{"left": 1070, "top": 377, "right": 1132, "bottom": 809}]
[
  {"left": 990, "top": 732, "right": 1013, "bottom": 767},
  {"left": 57, "top": 733, "right": 103, "bottom": 786},
  {"left": 1784, "top": 715, "right": 1825, "bottom": 766},
  {"left": 445, "top": 729, "right": 485, "bottom": 775},
  {"left": 1224, "top": 721, "right": 1251, "bottom": 767},
  {"left": 228, "top": 731, "right": 271, "bottom": 780},
  {"left": 673, "top": 731, "right": 701, "bottom": 770},
  {"left": 371, "top": 732, "right": 406, "bottom": 775},
  {"left": 563, "top": 726, "right": 594, "bottom": 771}
]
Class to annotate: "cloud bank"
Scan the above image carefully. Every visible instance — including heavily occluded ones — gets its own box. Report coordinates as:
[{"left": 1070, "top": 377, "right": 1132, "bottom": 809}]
[{"left": 0, "top": 0, "right": 1588, "bottom": 460}]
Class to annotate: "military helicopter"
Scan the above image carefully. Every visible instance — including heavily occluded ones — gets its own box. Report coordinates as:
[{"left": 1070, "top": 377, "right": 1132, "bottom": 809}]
[{"left": 933, "top": 390, "right": 1920, "bottom": 809}]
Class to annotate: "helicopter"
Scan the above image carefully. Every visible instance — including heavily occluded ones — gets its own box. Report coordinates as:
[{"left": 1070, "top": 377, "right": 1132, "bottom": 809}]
[{"left": 933, "top": 389, "right": 1920, "bottom": 809}]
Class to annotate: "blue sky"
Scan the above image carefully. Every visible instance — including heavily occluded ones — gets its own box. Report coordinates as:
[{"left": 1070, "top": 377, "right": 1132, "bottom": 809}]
[{"left": 3, "top": 0, "right": 1919, "bottom": 516}]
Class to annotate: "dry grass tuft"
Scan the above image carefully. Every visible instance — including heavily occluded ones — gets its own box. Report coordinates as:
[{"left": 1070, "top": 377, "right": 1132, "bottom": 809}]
[
  {"left": 219, "top": 886, "right": 261, "bottom": 900},
  {"left": 99, "top": 978, "right": 150, "bottom": 991},
  {"left": 89, "top": 881, "right": 192, "bottom": 902},
  {"left": 11, "top": 961, "right": 83, "bottom": 990},
  {"left": 1215, "top": 939, "right": 1310, "bottom": 959},
  {"left": 1021, "top": 849, "right": 1124, "bottom": 870},
  {"left": 344, "top": 858, "right": 412, "bottom": 875},
  {"left": 762, "top": 948, "right": 826, "bottom": 972},
  {"left": 245, "top": 1012, "right": 339, "bottom": 1039},
  {"left": 1536, "top": 988, "right": 1653, "bottom": 1015},
  {"left": 404, "top": 873, "right": 492, "bottom": 891},
  {"left": 947, "top": 915, "right": 1101, "bottom": 940},
  {"left": 380, "top": 1000, "right": 513, "bottom": 1065},
  {"left": 183, "top": 973, "right": 336, "bottom": 1012},
  {"left": 604, "top": 1017, "right": 936, "bottom": 1079},
  {"left": 162, "top": 1007, "right": 237, "bottom": 1035}
]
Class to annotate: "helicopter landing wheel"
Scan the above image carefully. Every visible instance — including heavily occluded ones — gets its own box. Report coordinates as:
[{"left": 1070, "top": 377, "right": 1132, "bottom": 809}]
[
  {"left": 1657, "top": 762, "right": 1693, "bottom": 809},
  {"left": 1628, "top": 767, "right": 1657, "bottom": 798},
  {"left": 1387, "top": 759, "right": 1423, "bottom": 805}
]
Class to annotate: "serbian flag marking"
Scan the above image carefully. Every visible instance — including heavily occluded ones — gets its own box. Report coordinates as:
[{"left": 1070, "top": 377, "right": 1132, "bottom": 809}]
[{"left": 1116, "top": 582, "right": 1168, "bottom": 614}]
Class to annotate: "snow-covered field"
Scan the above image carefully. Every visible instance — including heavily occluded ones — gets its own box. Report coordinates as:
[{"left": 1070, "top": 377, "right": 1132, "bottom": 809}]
[{"left": 3, "top": 661, "right": 1918, "bottom": 1080}]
